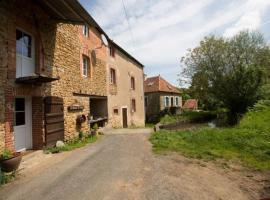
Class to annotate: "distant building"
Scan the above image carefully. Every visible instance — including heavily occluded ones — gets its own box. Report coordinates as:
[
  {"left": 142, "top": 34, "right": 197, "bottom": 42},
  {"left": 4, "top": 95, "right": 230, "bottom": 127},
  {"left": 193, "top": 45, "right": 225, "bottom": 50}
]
[
  {"left": 144, "top": 75, "right": 182, "bottom": 121},
  {"left": 183, "top": 99, "right": 198, "bottom": 110}
]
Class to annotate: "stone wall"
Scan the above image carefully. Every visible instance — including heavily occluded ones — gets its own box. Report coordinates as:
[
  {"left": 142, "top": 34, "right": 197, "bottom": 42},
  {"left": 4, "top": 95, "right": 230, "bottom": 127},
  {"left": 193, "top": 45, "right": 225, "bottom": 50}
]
[
  {"left": 0, "top": 0, "right": 8, "bottom": 152},
  {"left": 47, "top": 24, "right": 107, "bottom": 139}
]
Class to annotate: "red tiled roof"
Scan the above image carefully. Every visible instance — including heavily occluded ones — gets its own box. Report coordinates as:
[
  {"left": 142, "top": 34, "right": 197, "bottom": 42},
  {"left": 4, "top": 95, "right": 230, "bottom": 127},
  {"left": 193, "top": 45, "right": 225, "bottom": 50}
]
[
  {"left": 183, "top": 99, "right": 198, "bottom": 109},
  {"left": 144, "top": 75, "right": 180, "bottom": 94}
]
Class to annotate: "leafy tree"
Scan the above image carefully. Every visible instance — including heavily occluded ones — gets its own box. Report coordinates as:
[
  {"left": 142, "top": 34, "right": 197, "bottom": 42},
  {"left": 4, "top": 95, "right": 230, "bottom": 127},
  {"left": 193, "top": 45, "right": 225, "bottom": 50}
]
[{"left": 181, "top": 31, "right": 270, "bottom": 125}]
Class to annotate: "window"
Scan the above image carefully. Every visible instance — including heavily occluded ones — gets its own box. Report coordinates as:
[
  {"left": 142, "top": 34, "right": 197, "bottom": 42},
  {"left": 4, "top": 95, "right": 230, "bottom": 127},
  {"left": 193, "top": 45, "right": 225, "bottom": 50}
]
[
  {"left": 113, "top": 108, "right": 119, "bottom": 115},
  {"left": 82, "top": 25, "right": 89, "bottom": 37},
  {"left": 164, "top": 96, "right": 170, "bottom": 107},
  {"left": 109, "top": 46, "right": 115, "bottom": 57},
  {"left": 131, "top": 77, "right": 135, "bottom": 90},
  {"left": 175, "top": 97, "right": 179, "bottom": 106},
  {"left": 131, "top": 99, "right": 136, "bottom": 112},
  {"left": 14, "top": 98, "right": 25, "bottom": 126},
  {"left": 171, "top": 97, "right": 174, "bottom": 107},
  {"left": 145, "top": 96, "right": 148, "bottom": 107},
  {"left": 110, "top": 68, "right": 116, "bottom": 84},
  {"left": 82, "top": 55, "right": 90, "bottom": 77},
  {"left": 16, "top": 30, "right": 32, "bottom": 58}
]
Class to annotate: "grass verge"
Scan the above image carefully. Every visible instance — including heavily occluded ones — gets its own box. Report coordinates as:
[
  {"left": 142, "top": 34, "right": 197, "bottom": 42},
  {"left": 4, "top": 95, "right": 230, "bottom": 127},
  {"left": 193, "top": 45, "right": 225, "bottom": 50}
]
[
  {"left": 44, "top": 135, "right": 97, "bottom": 154},
  {"left": 150, "top": 101, "right": 270, "bottom": 170}
]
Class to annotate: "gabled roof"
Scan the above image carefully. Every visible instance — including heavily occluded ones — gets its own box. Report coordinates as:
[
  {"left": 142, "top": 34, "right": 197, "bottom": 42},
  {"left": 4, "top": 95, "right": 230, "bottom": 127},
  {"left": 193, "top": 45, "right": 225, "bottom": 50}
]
[
  {"left": 183, "top": 99, "right": 198, "bottom": 109},
  {"left": 144, "top": 75, "right": 180, "bottom": 94}
]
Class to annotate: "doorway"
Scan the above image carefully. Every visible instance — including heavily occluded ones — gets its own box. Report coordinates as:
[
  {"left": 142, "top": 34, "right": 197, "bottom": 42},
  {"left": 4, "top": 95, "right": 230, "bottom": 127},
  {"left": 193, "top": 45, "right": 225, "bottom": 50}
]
[
  {"left": 14, "top": 97, "right": 32, "bottom": 151},
  {"left": 122, "top": 108, "right": 128, "bottom": 128}
]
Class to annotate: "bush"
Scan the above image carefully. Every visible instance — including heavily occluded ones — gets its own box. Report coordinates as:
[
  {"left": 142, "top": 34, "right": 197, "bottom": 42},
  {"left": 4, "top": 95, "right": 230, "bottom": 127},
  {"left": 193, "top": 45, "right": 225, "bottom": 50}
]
[{"left": 182, "top": 110, "right": 217, "bottom": 123}]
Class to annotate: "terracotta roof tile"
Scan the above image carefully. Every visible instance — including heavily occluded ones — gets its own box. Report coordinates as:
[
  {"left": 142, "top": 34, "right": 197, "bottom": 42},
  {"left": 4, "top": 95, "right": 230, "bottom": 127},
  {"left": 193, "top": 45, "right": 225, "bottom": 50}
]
[
  {"left": 144, "top": 75, "right": 180, "bottom": 94},
  {"left": 183, "top": 99, "right": 198, "bottom": 109}
]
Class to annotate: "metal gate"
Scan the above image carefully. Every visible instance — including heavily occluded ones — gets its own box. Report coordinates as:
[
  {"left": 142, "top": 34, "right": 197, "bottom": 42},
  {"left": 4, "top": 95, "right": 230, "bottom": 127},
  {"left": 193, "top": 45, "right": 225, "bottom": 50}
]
[{"left": 44, "top": 96, "right": 64, "bottom": 147}]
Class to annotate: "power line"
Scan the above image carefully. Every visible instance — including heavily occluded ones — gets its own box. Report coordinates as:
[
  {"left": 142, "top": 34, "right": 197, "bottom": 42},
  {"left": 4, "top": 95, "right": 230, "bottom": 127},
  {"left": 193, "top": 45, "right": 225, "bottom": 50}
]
[{"left": 121, "top": 0, "right": 136, "bottom": 50}]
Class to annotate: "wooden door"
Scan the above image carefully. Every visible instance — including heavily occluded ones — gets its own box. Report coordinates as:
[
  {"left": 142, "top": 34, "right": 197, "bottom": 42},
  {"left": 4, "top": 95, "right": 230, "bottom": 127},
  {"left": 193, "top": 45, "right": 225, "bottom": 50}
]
[
  {"left": 44, "top": 96, "right": 64, "bottom": 147},
  {"left": 122, "top": 108, "right": 128, "bottom": 128}
]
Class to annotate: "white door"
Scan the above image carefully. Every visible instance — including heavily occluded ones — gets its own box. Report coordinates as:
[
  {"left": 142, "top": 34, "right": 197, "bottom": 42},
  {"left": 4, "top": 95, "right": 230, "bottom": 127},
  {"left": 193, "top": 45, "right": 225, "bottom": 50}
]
[
  {"left": 16, "top": 29, "right": 35, "bottom": 78},
  {"left": 14, "top": 97, "right": 32, "bottom": 152}
]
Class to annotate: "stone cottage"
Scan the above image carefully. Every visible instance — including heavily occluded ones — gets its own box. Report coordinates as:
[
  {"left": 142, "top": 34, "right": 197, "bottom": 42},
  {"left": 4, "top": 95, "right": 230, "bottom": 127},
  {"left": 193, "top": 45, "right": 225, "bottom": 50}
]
[
  {"left": 144, "top": 75, "right": 182, "bottom": 122},
  {"left": 0, "top": 0, "right": 145, "bottom": 153}
]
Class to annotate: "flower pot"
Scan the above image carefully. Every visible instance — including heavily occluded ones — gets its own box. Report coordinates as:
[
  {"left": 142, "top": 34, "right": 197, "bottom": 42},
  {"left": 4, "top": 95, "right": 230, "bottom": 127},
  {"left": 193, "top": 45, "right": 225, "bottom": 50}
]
[{"left": 0, "top": 152, "right": 22, "bottom": 173}]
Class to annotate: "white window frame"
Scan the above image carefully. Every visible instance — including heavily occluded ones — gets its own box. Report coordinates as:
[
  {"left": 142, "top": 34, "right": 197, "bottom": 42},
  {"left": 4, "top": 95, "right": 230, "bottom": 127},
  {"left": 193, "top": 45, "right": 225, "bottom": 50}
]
[
  {"left": 175, "top": 97, "right": 179, "bottom": 107},
  {"left": 164, "top": 96, "right": 170, "bottom": 107},
  {"left": 110, "top": 68, "right": 116, "bottom": 84},
  {"left": 82, "top": 56, "right": 89, "bottom": 77}
]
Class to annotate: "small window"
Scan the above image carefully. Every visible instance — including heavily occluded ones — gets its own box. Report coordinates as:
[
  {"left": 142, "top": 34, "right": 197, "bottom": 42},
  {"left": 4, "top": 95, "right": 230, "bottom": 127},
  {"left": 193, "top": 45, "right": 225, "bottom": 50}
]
[
  {"left": 110, "top": 68, "right": 116, "bottom": 84},
  {"left": 82, "top": 25, "right": 89, "bottom": 37},
  {"left": 175, "top": 97, "right": 179, "bottom": 106},
  {"left": 82, "top": 55, "right": 90, "bottom": 77},
  {"left": 14, "top": 98, "right": 25, "bottom": 126},
  {"left": 131, "top": 99, "right": 136, "bottom": 112},
  {"left": 109, "top": 46, "right": 115, "bottom": 57},
  {"left": 171, "top": 97, "right": 174, "bottom": 107},
  {"left": 164, "top": 96, "right": 170, "bottom": 107},
  {"left": 145, "top": 96, "right": 148, "bottom": 107},
  {"left": 131, "top": 77, "right": 135, "bottom": 90},
  {"left": 113, "top": 108, "right": 119, "bottom": 115}
]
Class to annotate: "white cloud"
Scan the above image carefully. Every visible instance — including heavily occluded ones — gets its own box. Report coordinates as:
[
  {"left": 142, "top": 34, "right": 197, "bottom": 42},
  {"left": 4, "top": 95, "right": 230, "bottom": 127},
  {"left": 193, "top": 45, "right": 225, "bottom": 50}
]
[
  {"left": 80, "top": 0, "right": 270, "bottom": 85},
  {"left": 224, "top": 0, "right": 270, "bottom": 37}
]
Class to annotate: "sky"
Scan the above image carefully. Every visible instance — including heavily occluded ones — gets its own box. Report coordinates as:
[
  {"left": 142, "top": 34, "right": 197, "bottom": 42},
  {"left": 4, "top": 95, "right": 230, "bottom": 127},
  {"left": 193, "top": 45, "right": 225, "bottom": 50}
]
[{"left": 79, "top": 0, "right": 270, "bottom": 86}]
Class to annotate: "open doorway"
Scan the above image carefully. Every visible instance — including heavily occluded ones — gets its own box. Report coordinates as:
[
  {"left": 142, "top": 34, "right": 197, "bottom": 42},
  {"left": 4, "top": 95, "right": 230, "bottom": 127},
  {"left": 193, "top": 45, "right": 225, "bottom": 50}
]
[{"left": 89, "top": 96, "right": 108, "bottom": 128}]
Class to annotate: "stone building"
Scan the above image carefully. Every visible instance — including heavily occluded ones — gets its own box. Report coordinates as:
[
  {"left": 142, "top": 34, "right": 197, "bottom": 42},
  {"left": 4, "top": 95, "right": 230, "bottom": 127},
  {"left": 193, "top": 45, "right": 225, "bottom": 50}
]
[
  {"left": 107, "top": 42, "right": 145, "bottom": 128},
  {"left": 144, "top": 75, "right": 182, "bottom": 122},
  {"left": 0, "top": 0, "right": 145, "bottom": 153}
]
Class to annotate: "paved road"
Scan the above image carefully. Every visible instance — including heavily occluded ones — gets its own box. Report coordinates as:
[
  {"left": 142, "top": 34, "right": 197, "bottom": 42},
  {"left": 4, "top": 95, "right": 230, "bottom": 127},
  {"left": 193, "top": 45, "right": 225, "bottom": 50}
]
[{"left": 0, "top": 128, "right": 261, "bottom": 200}]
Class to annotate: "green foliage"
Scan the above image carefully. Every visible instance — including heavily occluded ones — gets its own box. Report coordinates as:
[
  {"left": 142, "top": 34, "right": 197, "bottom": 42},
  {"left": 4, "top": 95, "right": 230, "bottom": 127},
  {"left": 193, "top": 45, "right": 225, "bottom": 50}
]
[
  {"left": 44, "top": 135, "right": 97, "bottom": 154},
  {"left": 159, "top": 111, "right": 218, "bottom": 125},
  {"left": 0, "top": 149, "right": 13, "bottom": 160},
  {"left": 92, "top": 123, "right": 98, "bottom": 131},
  {"left": 0, "top": 171, "right": 16, "bottom": 186},
  {"left": 78, "top": 131, "right": 85, "bottom": 139},
  {"left": 145, "top": 123, "right": 155, "bottom": 128},
  {"left": 160, "top": 114, "right": 180, "bottom": 124},
  {"left": 150, "top": 103, "right": 270, "bottom": 170},
  {"left": 181, "top": 31, "right": 270, "bottom": 124}
]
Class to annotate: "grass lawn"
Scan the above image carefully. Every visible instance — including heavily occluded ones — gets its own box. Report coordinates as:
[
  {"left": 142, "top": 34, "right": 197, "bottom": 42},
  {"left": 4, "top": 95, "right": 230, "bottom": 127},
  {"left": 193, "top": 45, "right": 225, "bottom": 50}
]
[
  {"left": 150, "top": 102, "right": 270, "bottom": 170},
  {"left": 44, "top": 135, "right": 98, "bottom": 154}
]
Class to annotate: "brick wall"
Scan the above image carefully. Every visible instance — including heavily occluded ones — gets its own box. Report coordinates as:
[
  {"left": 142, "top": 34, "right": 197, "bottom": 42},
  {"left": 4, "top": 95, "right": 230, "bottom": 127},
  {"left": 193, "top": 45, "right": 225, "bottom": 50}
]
[{"left": 32, "top": 97, "right": 44, "bottom": 149}]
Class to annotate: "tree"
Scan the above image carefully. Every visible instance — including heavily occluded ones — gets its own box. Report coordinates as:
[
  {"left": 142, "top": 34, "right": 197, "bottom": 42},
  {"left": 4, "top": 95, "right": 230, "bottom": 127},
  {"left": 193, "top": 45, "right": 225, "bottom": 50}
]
[{"left": 181, "top": 31, "right": 270, "bottom": 125}]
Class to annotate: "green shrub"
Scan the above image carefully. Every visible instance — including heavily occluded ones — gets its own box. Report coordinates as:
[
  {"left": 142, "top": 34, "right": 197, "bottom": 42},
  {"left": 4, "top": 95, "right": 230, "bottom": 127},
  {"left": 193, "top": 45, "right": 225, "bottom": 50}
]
[
  {"left": 150, "top": 102, "right": 270, "bottom": 170},
  {"left": 0, "top": 149, "right": 12, "bottom": 160}
]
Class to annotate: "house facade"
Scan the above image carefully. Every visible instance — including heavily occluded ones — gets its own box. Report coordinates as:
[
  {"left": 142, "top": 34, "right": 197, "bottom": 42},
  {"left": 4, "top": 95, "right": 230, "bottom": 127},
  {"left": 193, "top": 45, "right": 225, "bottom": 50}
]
[
  {"left": 107, "top": 42, "right": 145, "bottom": 128},
  {"left": 144, "top": 76, "right": 182, "bottom": 121},
  {"left": 0, "top": 0, "right": 145, "bottom": 153}
]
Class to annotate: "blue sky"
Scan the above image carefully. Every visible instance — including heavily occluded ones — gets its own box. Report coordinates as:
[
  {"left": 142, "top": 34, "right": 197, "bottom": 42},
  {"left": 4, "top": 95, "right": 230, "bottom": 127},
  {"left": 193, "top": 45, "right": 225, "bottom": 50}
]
[{"left": 79, "top": 0, "right": 270, "bottom": 86}]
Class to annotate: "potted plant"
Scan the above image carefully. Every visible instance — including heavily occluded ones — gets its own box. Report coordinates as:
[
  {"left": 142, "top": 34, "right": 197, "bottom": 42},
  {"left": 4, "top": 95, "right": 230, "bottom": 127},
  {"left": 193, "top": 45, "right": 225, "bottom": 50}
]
[
  {"left": 0, "top": 149, "right": 22, "bottom": 173},
  {"left": 91, "top": 123, "right": 99, "bottom": 136}
]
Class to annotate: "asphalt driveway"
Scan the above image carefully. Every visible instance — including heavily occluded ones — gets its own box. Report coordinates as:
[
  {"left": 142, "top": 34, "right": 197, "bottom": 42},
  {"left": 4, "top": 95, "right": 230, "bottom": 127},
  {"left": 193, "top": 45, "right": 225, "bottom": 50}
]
[{"left": 0, "top": 128, "right": 265, "bottom": 200}]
